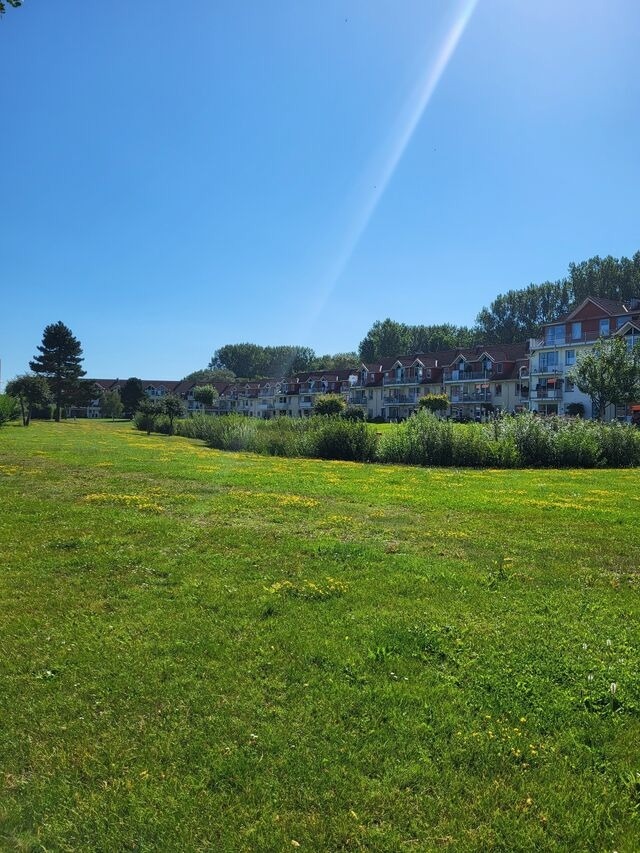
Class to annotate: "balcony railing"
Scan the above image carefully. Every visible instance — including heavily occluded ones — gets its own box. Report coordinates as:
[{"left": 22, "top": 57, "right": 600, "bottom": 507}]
[
  {"left": 541, "top": 332, "right": 606, "bottom": 348},
  {"left": 531, "top": 389, "right": 563, "bottom": 400},
  {"left": 450, "top": 392, "right": 493, "bottom": 403},
  {"left": 383, "top": 374, "right": 425, "bottom": 386},
  {"left": 349, "top": 393, "right": 368, "bottom": 405},
  {"left": 531, "top": 366, "right": 565, "bottom": 376},
  {"left": 383, "top": 394, "right": 418, "bottom": 405},
  {"left": 443, "top": 370, "right": 493, "bottom": 382}
]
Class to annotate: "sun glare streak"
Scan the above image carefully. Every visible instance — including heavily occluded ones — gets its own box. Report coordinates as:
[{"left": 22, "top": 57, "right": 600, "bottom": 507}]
[{"left": 307, "top": 0, "right": 479, "bottom": 330}]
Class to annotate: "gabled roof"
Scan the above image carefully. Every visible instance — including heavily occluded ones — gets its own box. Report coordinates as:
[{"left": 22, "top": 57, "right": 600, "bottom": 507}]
[
  {"left": 561, "top": 296, "right": 630, "bottom": 322},
  {"left": 614, "top": 320, "right": 640, "bottom": 336}
]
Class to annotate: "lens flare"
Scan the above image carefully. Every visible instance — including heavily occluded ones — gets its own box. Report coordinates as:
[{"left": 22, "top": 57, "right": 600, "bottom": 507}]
[{"left": 308, "top": 0, "right": 479, "bottom": 331}]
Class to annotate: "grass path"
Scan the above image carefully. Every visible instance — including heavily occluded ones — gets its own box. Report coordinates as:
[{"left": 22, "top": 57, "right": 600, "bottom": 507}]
[{"left": 1, "top": 421, "right": 639, "bottom": 851}]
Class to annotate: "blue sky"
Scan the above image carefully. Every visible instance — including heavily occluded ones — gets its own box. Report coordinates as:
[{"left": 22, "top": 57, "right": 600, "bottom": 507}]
[{"left": 2, "top": 0, "right": 639, "bottom": 384}]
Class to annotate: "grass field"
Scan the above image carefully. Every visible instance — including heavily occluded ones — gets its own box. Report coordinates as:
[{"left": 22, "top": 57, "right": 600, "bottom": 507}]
[{"left": 1, "top": 421, "right": 639, "bottom": 851}]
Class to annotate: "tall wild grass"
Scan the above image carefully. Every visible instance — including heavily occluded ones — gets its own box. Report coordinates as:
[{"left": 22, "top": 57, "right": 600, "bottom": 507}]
[{"left": 164, "top": 412, "right": 640, "bottom": 468}]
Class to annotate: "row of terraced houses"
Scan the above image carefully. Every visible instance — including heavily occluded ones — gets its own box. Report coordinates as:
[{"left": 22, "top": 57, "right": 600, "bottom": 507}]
[{"left": 86, "top": 297, "right": 640, "bottom": 423}]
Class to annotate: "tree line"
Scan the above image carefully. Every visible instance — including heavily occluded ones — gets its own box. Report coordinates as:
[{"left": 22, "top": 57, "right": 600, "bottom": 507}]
[
  {"left": 193, "top": 252, "right": 640, "bottom": 372},
  {"left": 187, "top": 345, "right": 359, "bottom": 383}
]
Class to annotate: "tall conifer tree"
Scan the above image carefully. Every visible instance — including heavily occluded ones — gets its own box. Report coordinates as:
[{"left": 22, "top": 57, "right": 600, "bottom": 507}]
[{"left": 30, "top": 322, "right": 86, "bottom": 422}]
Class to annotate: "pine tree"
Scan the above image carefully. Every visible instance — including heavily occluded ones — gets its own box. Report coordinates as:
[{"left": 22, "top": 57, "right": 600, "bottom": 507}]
[{"left": 29, "top": 322, "right": 86, "bottom": 422}]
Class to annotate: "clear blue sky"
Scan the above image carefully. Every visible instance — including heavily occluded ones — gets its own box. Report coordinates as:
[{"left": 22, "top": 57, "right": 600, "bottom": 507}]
[{"left": 2, "top": 0, "right": 639, "bottom": 385}]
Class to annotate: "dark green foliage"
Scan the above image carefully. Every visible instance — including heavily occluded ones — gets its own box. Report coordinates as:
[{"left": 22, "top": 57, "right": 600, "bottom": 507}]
[
  {"left": 0, "top": 1, "right": 22, "bottom": 14},
  {"left": 568, "top": 252, "right": 640, "bottom": 304},
  {"left": 342, "top": 406, "right": 365, "bottom": 421},
  {"left": 209, "top": 344, "right": 316, "bottom": 379},
  {"left": 162, "top": 394, "right": 185, "bottom": 434},
  {"left": 312, "top": 418, "right": 378, "bottom": 462},
  {"left": 312, "top": 352, "right": 359, "bottom": 370},
  {"left": 29, "top": 321, "right": 86, "bottom": 422},
  {"left": 120, "top": 378, "right": 146, "bottom": 418},
  {"left": 359, "top": 319, "right": 474, "bottom": 362},
  {"left": 314, "top": 394, "right": 347, "bottom": 416},
  {"left": 567, "top": 402, "right": 586, "bottom": 417},
  {"left": 31, "top": 404, "right": 53, "bottom": 420},
  {"left": 475, "top": 281, "right": 573, "bottom": 344},
  {"left": 476, "top": 251, "right": 640, "bottom": 344},
  {"left": 184, "top": 368, "right": 236, "bottom": 383},
  {"left": 5, "top": 374, "right": 51, "bottom": 426},
  {"left": 134, "top": 399, "right": 164, "bottom": 435}
]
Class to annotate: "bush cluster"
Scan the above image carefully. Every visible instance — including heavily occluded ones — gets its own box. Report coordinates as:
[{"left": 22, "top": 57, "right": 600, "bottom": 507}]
[
  {"left": 378, "top": 411, "right": 640, "bottom": 468},
  {"left": 156, "top": 411, "right": 640, "bottom": 468},
  {"left": 175, "top": 414, "right": 376, "bottom": 462}
]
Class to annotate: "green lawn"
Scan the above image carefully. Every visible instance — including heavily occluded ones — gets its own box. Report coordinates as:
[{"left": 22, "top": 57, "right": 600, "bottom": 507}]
[{"left": 1, "top": 421, "right": 639, "bottom": 851}]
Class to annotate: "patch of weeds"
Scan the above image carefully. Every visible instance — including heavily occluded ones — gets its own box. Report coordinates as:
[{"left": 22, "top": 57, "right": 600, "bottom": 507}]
[{"left": 266, "top": 577, "right": 348, "bottom": 601}]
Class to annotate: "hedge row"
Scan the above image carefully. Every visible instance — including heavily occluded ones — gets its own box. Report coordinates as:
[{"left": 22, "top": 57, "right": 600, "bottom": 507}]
[{"left": 164, "top": 411, "right": 640, "bottom": 468}]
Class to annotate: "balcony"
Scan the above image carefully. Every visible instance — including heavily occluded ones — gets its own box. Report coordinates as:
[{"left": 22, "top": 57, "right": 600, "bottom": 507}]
[
  {"left": 450, "top": 392, "right": 493, "bottom": 404},
  {"left": 531, "top": 365, "right": 564, "bottom": 376},
  {"left": 531, "top": 389, "right": 563, "bottom": 400},
  {"left": 349, "top": 393, "right": 368, "bottom": 405},
  {"left": 540, "top": 332, "right": 603, "bottom": 348},
  {"left": 383, "top": 393, "right": 417, "bottom": 405},
  {"left": 443, "top": 369, "right": 492, "bottom": 382},
  {"left": 383, "top": 373, "right": 425, "bottom": 386}
]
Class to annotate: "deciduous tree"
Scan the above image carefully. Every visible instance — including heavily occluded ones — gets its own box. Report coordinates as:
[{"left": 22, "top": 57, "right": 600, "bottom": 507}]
[
  {"left": 567, "top": 336, "right": 640, "bottom": 420},
  {"left": 136, "top": 398, "right": 164, "bottom": 435},
  {"left": 5, "top": 374, "right": 51, "bottom": 426},
  {"left": 314, "top": 394, "right": 347, "bottom": 416},
  {"left": 193, "top": 385, "right": 218, "bottom": 409},
  {"left": 418, "top": 394, "right": 449, "bottom": 415},
  {"left": 101, "top": 390, "right": 124, "bottom": 421},
  {"left": 162, "top": 394, "right": 185, "bottom": 434}
]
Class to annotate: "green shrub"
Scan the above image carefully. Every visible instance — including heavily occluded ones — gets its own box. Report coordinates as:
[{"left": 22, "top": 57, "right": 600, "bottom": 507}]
[
  {"left": 594, "top": 420, "right": 640, "bottom": 467},
  {"left": 311, "top": 417, "right": 378, "bottom": 462},
  {"left": 501, "top": 413, "right": 556, "bottom": 467},
  {"left": 175, "top": 411, "right": 640, "bottom": 469},
  {"left": 0, "top": 394, "right": 19, "bottom": 426},
  {"left": 342, "top": 406, "right": 365, "bottom": 422},
  {"left": 314, "top": 394, "right": 347, "bottom": 416},
  {"left": 553, "top": 420, "right": 601, "bottom": 468},
  {"left": 452, "top": 423, "right": 495, "bottom": 468}
]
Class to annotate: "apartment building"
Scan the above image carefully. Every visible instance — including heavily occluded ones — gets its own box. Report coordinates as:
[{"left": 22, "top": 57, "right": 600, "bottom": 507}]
[
  {"left": 80, "top": 295, "right": 639, "bottom": 423},
  {"left": 529, "top": 297, "right": 640, "bottom": 418},
  {"left": 441, "top": 343, "right": 530, "bottom": 420}
]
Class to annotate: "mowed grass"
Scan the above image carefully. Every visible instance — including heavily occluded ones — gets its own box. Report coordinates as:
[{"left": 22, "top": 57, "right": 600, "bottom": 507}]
[{"left": 1, "top": 422, "right": 639, "bottom": 852}]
